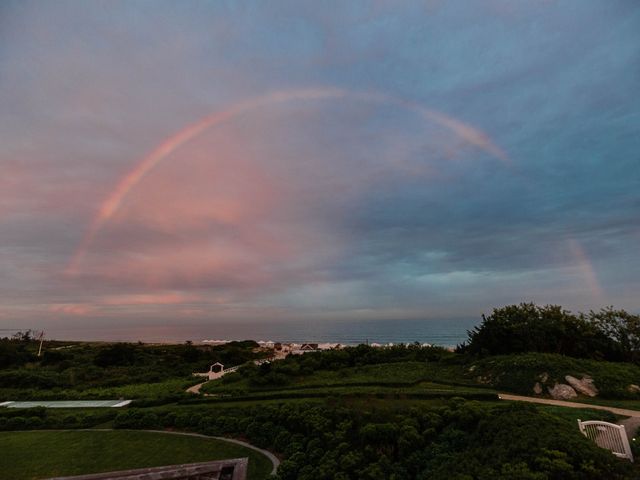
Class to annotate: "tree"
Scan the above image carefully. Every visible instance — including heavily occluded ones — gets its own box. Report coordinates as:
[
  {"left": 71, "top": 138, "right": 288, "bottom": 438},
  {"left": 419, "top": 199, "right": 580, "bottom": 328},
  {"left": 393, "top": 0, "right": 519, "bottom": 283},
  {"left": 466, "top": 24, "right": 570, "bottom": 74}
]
[
  {"left": 587, "top": 307, "right": 640, "bottom": 363},
  {"left": 461, "top": 303, "right": 615, "bottom": 359}
]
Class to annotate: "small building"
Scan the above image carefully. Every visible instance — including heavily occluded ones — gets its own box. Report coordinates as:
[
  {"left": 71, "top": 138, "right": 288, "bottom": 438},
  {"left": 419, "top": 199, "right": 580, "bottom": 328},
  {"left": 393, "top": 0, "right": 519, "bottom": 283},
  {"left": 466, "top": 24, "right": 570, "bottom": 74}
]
[{"left": 193, "top": 362, "right": 226, "bottom": 381}]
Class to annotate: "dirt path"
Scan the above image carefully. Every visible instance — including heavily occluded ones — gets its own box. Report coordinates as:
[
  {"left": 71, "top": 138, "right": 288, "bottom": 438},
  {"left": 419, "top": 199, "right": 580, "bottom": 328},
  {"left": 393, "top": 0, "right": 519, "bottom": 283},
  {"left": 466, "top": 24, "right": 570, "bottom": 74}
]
[
  {"left": 186, "top": 381, "right": 207, "bottom": 394},
  {"left": 619, "top": 417, "right": 640, "bottom": 439},
  {"left": 498, "top": 393, "right": 640, "bottom": 418}
]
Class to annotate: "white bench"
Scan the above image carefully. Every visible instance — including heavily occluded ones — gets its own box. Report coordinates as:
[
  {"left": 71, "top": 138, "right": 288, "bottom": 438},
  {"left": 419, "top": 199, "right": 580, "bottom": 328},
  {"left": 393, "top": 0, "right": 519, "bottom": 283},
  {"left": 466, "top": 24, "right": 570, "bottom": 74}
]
[{"left": 578, "top": 419, "right": 634, "bottom": 462}]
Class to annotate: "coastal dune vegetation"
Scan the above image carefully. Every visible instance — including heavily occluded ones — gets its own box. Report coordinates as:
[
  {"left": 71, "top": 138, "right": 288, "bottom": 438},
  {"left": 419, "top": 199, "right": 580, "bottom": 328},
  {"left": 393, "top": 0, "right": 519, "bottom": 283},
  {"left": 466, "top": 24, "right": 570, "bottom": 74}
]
[
  {"left": 0, "top": 338, "right": 265, "bottom": 402},
  {"left": 2, "top": 303, "right": 640, "bottom": 479}
]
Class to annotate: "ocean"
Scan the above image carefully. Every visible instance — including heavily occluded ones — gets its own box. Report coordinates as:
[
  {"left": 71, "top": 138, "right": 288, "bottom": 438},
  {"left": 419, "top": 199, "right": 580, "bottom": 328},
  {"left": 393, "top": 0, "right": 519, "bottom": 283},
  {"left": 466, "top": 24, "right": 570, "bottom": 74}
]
[{"left": 47, "top": 318, "right": 479, "bottom": 348}]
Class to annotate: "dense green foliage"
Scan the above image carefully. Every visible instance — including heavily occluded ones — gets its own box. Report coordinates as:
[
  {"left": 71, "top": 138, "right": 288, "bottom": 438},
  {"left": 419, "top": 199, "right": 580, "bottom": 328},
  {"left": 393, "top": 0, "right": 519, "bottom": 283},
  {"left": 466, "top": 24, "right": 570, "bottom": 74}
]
[
  {"left": 469, "top": 353, "right": 640, "bottom": 398},
  {"left": 0, "top": 338, "right": 264, "bottom": 400},
  {"left": 3, "top": 397, "right": 628, "bottom": 478},
  {"left": 0, "top": 430, "right": 272, "bottom": 480},
  {"left": 201, "top": 359, "right": 495, "bottom": 401},
  {"left": 421, "top": 403, "right": 628, "bottom": 480},
  {"left": 243, "top": 343, "right": 455, "bottom": 389},
  {"left": 108, "top": 400, "right": 631, "bottom": 480},
  {"left": 3, "top": 305, "right": 640, "bottom": 479},
  {"left": 461, "top": 303, "right": 640, "bottom": 362},
  {"left": 588, "top": 307, "right": 640, "bottom": 363},
  {"left": 0, "top": 331, "right": 38, "bottom": 368},
  {"left": 203, "top": 344, "right": 470, "bottom": 394}
]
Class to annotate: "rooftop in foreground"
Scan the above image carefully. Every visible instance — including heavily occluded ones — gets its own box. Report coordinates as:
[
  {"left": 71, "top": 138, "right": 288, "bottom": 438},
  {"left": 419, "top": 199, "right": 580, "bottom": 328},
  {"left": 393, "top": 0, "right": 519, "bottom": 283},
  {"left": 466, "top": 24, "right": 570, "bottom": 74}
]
[{"left": 44, "top": 458, "right": 248, "bottom": 480}]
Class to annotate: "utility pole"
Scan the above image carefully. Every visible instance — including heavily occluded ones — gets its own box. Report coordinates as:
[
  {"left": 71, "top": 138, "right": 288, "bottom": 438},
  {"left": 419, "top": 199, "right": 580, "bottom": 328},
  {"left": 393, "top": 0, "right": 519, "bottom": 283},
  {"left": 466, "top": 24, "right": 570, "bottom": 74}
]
[{"left": 37, "top": 331, "right": 45, "bottom": 357}]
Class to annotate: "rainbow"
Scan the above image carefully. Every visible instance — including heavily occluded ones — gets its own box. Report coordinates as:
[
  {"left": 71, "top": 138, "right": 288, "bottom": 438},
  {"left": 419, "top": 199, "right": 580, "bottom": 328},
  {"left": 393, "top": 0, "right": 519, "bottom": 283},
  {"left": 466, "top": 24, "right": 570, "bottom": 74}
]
[
  {"left": 68, "top": 87, "right": 508, "bottom": 273},
  {"left": 567, "top": 238, "right": 603, "bottom": 300}
]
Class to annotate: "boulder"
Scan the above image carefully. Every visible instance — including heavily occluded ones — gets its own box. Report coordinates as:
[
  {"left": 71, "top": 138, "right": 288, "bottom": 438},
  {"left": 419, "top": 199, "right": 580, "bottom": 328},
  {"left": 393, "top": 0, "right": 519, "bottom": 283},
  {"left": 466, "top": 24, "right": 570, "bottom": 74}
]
[
  {"left": 548, "top": 383, "right": 577, "bottom": 400},
  {"left": 533, "top": 382, "right": 543, "bottom": 395},
  {"left": 565, "top": 375, "right": 598, "bottom": 397},
  {"left": 628, "top": 384, "right": 640, "bottom": 394}
]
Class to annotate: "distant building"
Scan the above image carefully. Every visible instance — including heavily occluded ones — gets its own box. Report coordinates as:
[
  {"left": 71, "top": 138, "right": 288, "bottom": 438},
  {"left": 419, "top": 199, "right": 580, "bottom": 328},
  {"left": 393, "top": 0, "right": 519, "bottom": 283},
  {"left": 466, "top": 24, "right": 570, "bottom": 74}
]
[
  {"left": 291, "top": 343, "right": 319, "bottom": 355},
  {"left": 46, "top": 458, "right": 248, "bottom": 480}
]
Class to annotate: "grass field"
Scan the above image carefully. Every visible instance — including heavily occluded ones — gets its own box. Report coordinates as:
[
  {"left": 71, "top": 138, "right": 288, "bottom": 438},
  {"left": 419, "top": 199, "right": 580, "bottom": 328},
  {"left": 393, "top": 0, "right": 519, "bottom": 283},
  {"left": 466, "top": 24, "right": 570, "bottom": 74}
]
[
  {"left": 195, "top": 361, "right": 496, "bottom": 405},
  {"left": 199, "top": 385, "right": 497, "bottom": 403},
  {"left": 201, "top": 361, "right": 481, "bottom": 395},
  {"left": 0, "top": 430, "right": 273, "bottom": 480}
]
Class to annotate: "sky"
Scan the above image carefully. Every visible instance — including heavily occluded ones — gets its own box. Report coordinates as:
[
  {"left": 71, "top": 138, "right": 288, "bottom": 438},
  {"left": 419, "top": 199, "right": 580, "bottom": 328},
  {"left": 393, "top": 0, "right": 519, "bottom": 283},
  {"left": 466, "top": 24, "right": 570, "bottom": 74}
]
[{"left": 1, "top": 0, "right": 639, "bottom": 339}]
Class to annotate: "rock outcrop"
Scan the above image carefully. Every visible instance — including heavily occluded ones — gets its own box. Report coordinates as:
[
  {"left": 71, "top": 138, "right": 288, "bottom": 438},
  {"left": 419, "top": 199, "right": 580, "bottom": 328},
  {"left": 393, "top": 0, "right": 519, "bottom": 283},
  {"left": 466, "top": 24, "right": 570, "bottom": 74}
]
[
  {"left": 548, "top": 383, "right": 577, "bottom": 400},
  {"left": 564, "top": 375, "right": 598, "bottom": 397}
]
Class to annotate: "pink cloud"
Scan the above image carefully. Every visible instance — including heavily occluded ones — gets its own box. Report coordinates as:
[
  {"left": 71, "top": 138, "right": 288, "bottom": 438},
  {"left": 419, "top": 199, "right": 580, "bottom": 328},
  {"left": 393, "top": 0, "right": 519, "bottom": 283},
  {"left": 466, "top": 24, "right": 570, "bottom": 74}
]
[
  {"left": 48, "top": 303, "right": 94, "bottom": 316},
  {"left": 100, "top": 292, "right": 200, "bottom": 306}
]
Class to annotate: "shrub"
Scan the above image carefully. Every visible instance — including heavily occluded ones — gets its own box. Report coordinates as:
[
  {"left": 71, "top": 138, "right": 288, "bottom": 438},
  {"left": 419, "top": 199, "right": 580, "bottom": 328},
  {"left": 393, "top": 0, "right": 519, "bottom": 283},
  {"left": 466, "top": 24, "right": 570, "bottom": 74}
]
[
  {"left": 62, "top": 415, "right": 78, "bottom": 427},
  {"left": 587, "top": 307, "right": 640, "bottom": 363},
  {"left": 461, "top": 303, "right": 616, "bottom": 359},
  {"left": 470, "top": 352, "right": 640, "bottom": 398},
  {"left": 25, "top": 416, "right": 43, "bottom": 429},
  {"left": 7, "top": 417, "right": 26, "bottom": 430},
  {"left": 94, "top": 343, "right": 143, "bottom": 367},
  {"left": 113, "top": 410, "right": 161, "bottom": 429},
  {"left": 424, "top": 403, "right": 631, "bottom": 479}
]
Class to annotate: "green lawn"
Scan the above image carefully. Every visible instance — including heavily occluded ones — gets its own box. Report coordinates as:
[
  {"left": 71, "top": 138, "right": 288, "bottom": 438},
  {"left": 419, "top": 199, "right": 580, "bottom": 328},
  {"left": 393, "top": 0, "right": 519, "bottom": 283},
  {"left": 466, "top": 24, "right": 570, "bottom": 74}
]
[{"left": 0, "top": 430, "right": 273, "bottom": 480}]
